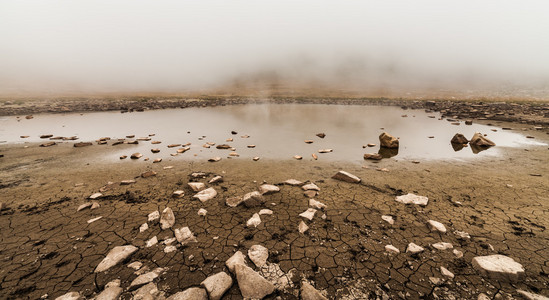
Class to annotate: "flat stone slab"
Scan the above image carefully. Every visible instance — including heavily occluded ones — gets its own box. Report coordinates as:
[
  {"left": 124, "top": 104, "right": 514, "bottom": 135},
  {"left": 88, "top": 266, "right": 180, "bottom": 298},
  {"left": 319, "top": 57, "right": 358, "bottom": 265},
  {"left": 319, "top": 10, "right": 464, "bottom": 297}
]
[
  {"left": 226, "top": 251, "right": 247, "bottom": 273},
  {"left": 129, "top": 267, "right": 164, "bottom": 289},
  {"left": 226, "top": 196, "right": 244, "bottom": 207},
  {"left": 235, "top": 264, "right": 275, "bottom": 299},
  {"left": 200, "top": 272, "right": 233, "bottom": 300},
  {"left": 166, "top": 287, "right": 208, "bottom": 300},
  {"left": 432, "top": 242, "right": 453, "bottom": 250},
  {"left": 309, "top": 199, "right": 326, "bottom": 210},
  {"left": 95, "top": 245, "right": 138, "bottom": 272},
  {"left": 395, "top": 193, "right": 428, "bottom": 206},
  {"left": 193, "top": 187, "right": 217, "bottom": 202},
  {"left": 428, "top": 220, "right": 447, "bottom": 233},
  {"left": 259, "top": 184, "right": 280, "bottom": 195},
  {"left": 406, "top": 243, "right": 425, "bottom": 254},
  {"left": 188, "top": 182, "right": 205, "bottom": 192},
  {"left": 284, "top": 179, "right": 303, "bottom": 186},
  {"left": 331, "top": 171, "right": 361, "bottom": 183},
  {"left": 299, "top": 221, "right": 309, "bottom": 234},
  {"left": 299, "top": 208, "right": 317, "bottom": 221},
  {"left": 175, "top": 227, "right": 197, "bottom": 245},
  {"left": 55, "top": 292, "right": 83, "bottom": 300},
  {"left": 242, "top": 191, "right": 265, "bottom": 207},
  {"left": 248, "top": 245, "right": 269, "bottom": 267},
  {"left": 302, "top": 183, "right": 320, "bottom": 191},
  {"left": 148, "top": 210, "right": 160, "bottom": 222},
  {"left": 472, "top": 255, "right": 525, "bottom": 282}
]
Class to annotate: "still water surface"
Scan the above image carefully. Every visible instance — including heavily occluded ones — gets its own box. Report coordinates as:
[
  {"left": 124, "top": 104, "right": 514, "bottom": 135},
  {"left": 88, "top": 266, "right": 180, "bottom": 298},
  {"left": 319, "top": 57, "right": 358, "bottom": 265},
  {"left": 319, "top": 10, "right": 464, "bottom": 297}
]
[{"left": 0, "top": 104, "right": 544, "bottom": 162}]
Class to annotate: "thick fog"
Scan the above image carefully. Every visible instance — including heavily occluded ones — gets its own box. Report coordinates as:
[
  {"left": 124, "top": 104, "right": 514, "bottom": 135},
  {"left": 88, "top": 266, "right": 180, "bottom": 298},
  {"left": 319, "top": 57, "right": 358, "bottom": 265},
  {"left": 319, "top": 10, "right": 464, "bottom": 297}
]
[{"left": 1, "top": 0, "right": 548, "bottom": 98}]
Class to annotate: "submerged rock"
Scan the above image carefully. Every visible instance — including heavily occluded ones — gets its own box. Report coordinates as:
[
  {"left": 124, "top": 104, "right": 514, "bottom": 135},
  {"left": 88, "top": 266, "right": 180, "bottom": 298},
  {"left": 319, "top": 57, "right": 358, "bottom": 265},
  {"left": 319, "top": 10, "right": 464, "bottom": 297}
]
[
  {"left": 160, "top": 207, "right": 175, "bottom": 230},
  {"left": 235, "top": 264, "right": 275, "bottom": 299},
  {"left": 95, "top": 245, "right": 138, "bottom": 272},
  {"left": 379, "top": 132, "right": 399, "bottom": 148},
  {"left": 201, "top": 272, "right": 233, "bottom": 300},
  {"left": 248, "top": 245, "right": 269, "bottom": 267},
  {"left": 395, "top": 193, "right": 428, "bottom": 206},
  {"left": 472, "top": 255, "right": 525, "bottom": 282},
  {"left": 332, "top": 171, "right": 361, "bottom": 183},
  {"left": 193, "top": 187, "right": 217, "bottom": 202}
]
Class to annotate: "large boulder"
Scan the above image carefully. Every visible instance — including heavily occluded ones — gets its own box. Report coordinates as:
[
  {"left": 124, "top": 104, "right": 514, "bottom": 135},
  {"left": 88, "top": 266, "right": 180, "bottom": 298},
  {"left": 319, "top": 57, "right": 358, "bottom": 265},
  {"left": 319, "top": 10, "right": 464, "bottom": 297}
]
[
  {"left": 235, "top": 264, "right": 275, "bottom": 299},
  {"left": 379, "top": 132, "right": 399, "bottom": 149},
  {"left": 470, "top": 132, "right": 496, "bottom": 147},
  {"left": 451, "top": 133, "right": 469, "bottom": 144},
  {"left": 331, "top": 171, "right": 361, "bottom": 183},
  {"left": 95, "top": 245, "right": 138, "bottom": 272},
  {"left": 472, "top": 255, "right": 525, "bottom": 282}
]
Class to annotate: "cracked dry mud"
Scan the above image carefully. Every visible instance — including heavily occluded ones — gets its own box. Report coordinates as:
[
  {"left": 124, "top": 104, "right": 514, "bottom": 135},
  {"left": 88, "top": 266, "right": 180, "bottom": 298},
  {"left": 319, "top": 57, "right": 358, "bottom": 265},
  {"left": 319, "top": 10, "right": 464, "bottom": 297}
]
[{"left": 0, "top": 136, "right": 548, "bottom": 299}]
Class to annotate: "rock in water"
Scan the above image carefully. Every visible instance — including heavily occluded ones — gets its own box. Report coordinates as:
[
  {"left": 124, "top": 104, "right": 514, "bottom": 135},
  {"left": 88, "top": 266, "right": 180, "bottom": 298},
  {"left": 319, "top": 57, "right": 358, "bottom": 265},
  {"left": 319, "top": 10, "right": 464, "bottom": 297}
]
[
  {"left": 428, "top": 220, "right": 447, "bottom": 233},
  {"left": 95, "top": 245, "right": 138, "bottom": 272},
  {"left": 200, "top": 272, "right": 233, "bottom": 300},
  {"left": 316, "top": 133, "right": 326, "bottom": 138},
  {"left": 160, "top": 207, "right": 175, "bottom": 230},
  {"left": 74, "top": 142, "right": 92, "bottom": 147},
  {"left": 363, "top": 153, "right": 383, "bottom": 160},
  {"left": 188, "top": 182, "right": 205, "bottom": 192},
  {"left": 451, "top": 133, "right": 469, "bottom": 144},
  {"left": 242, "top": 191, "right": 265, "bottom": 207},
  {"left": 395, "top": 193, "right": 428, "bottom": 206},
  {"left": 471, "top": 255, "right": 525, "bottom": 282},
  {"left": 166, "top": 287, "right": 208, "bottom": 300},
  {"left": 131, "top": 153, "right": 142, "bottom": 159},
  {"left": 193, "top": 187, "right": 217, "bottom": 202},
  {"left": 332, "top": 171, "right": 361, "bottom": 183},
  {"left": 248, "top": 245, "right": 269, "bottom": 267},
  {"left": 470, "top": 132, "right": 496, "bottom": 147},
  {"left": 54, "top": 292, "right": 83, "bottom": 300},
  {"left": 301, "top": 281, "right": 328, "bottom": 300},
  {"left": 235, "top": 264, "right": 275, "bottom": 299},
  {"left": 258, "top": 184, "right": 280, "bottom": 195},
  {"left": 379, "top": 132, "right": 399, "bottom": 148},
  {"left": 246, "top": 213, "right": 261, "bottom": 227},
  {"left": 226, "top": 251, "right": 247, "bottom": 273},
  {"left": 175, "top": 227, "right": 197, "bottom": 245}
]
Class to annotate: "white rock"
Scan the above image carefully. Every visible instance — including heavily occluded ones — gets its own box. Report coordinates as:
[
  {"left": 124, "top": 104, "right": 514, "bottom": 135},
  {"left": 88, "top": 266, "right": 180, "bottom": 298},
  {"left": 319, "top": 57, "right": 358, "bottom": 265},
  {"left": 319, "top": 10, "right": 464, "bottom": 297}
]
[
  {"left": 54, "top": 292, "right": 83, "bottom": 300},
  {"left": 516, "top": 289, "right": 549, "bottom": 300},
  {"left": 242, "top": 191, "right": 265, "bottom": 207},
  {"left": 197, "top": 208, "right": 207, "bottom": 216},
  {"left": 133, "top": 282, "right": 163, "bottom": 300},
  {"left": 95, "top": 245, "right": 138, "bottom": 272},
  {"left": 172, "top": 190, "right": 184, "bottom": 198},
  {"left": 148, "top": 211, "right": 160, "bottom": 223},
  {"left": 127, "top": 261, "right": 143, "bottom": 270},
  {"left": 246, "top": 213, "right": 261, "bottom": 227},
  {"left": 406, "top": 243, "right": 424, "bottom": 254},
  {"left": 259, "top": 209, "right": 273, "bottom": 215},
  {"left": 96, "top": 280, "right": 122, "bottom": 300},
  {"left": 164, "top": 245, "right": 177, "bottom": 253},
  {"left": 432, "top": 242, "right": 453, "bottom": 250},
  {"left": 130, "top": 267, "right": 164, "bottom": 289},
  {"left": 193, "top": 187, "right": 217, "bottom": 202},
  {"left": 163, "top": 238, "right": 176, "bottom": 245},
  {"left": 301, "top": 281, "right": 328, "bottom": 300},
  {"left": 395, "top": 193, "right": 428, "bottom": 206},
  {"left": 385, "top": 245, "right": 400, "bottom": 254},
  {"left": 89, "top": 192, "right": 103, "bottom": 199},
  {"left": 188, "top": 182, "right": 206, "bottom": 192},
  {"left": 309, "top": 199, "right": 326, "bottom": 210},
  {"left": 166, "top": 287, "right": 208, "bottom": 300},
  {"left": 299, "top": 208, "right": 317, "bottom": 221},
  {"left": 440, "top": 266, "right": 454, "bottom": 279},
  {"left": 299, "top": 221, "right": 309, "bottom": 234},
  {"left": 234, "top": 264, "right": 275, "bottom": 299},
  {"left": 381, "top": 215, "right": 394, "bottom": 225},
  {"left": 248, "top": 245, "right": 269, "bottom": 267},
  {"left": 120, "top": 179, "right": 136, "bottom": 185},
  {"left": 91, "top": 201, "right": 100, "bottom": 209},
  {"left": 302, "top": 183, "right": 320, "bottom": 191},
  {"left": 472, "top": 255, "right": 525, "bottom": 282},
  {"left": 160, "top": 207, "right": 175, "bottom": 230},
  {"left": 77, "top": 202, "right": 92, "bottom": 212},
  {"left": 226, "top": 251, "right": 247, "bottom": 273},
  {"left": 209, "top": 175, "right": 223, "bottom": 184},
  {"left": 145, "top": 236, "right": 158, "bottom": 247},
  {"left": 428, "top": 220, "right": 447, "bottom": 233},
  {"left": 454, "top": 230, "right": 471, "bottom": 239},
  {"left": 87, "top": 216, "right": 102, "bottom": 224},
  {"left": 175, "top": 227, "right": 197, "bottom": 245},
  {"left": 284, "top": 179, "right": 303, "bottom": 186},
  {"left": 139, "top": 223, "right": 149, "bottom": 233},
  {"left": 259, "top": 184, "right": 280, "bottom": 195},
  {"left": 453, "top": 249, "right": 464, "bottom": 258},
  {"left": 200, "top": 272, "right": 233, "bottom": 300},
  {"left": 331, "top": 171, "right": 361, "bottom": 183}
]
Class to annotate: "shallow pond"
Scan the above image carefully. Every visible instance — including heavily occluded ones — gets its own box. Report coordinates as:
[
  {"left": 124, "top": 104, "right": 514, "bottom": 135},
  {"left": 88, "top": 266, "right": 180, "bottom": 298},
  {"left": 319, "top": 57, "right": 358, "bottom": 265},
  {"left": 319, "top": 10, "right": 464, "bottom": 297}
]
[{"left": 0, "top": 104, "right": 544, "bottom": 162}]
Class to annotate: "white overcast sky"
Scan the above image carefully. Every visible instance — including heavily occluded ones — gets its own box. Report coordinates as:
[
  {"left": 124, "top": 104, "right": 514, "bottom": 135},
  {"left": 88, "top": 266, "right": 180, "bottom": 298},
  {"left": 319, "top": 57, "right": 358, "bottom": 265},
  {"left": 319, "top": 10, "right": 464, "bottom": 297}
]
[{"left": 0, "top": 0, "right": 548, "bottom": 95}]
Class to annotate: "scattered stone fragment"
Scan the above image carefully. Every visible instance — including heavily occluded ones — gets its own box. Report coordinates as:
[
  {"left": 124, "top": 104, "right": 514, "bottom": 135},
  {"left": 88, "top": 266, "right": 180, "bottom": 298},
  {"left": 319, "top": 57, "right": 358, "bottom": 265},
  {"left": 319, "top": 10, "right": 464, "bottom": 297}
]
[
  {"left": 96, "top": 279, "right": 122, "bottom": 300},
  {"left": 166, "top": 287, "right": 208, "bottom": 300},
  {"left": 379, "top": 132, "right": 399, "bottom": 148},
  {"left": 95, "top": 245, "right": 138, "bottom": 272},
  {"left": 259, "top": 209, "right": 273, "bottom": 215},
  {"left": 472, "top": 255, "right": 525, "bottom": 282},
  {"left": 516, "top": 289, "right": 549, "bottom": 300},
  {"left": 478, "top": 293, "right": 491, "bottom": 300},
  {"left": 253, "top": 157, "right": 260, "bottom": 161},
  {"left": 193, "top": 187, "right": 217, "bottom": 202},
  {"left": 160, "top": 207, "right": 175, "bottom": 230},
  {"left": 216, "top": 144, "right": 231, "bottom": 149},
  {"left": 309, "top": 199, "right": 326, "bottom": 210},
  {"left": 429, "top": 277, "right": 444, "bottom": 285},
  {"left": 167, "top": 144, "right": 180, "bottom": 148},
  {"left": 440, "top": 266, "right": 454, "bottom": 279},
  {"left": 130, "top": 268, "right": 164, "bottom": 289},
  {"left": 87, "top": 216, "right": 103, "bottom": 224},
  {"left": 304, "top": 190, "right": 317, "bottom": 198},
  {"left": 385, "top": 245, "right": 400, "bottom": 254},
  {"left": 163, "top": 166, "right": 173, "bottom": 169},
  {"left": 120, "top": 155, "right": 127, "bottom": 159},
  {"left": 177, "top": 147, "right": 190, "bottom": 153},
  {"left": 406, "top": 243, "right": 425, "bottom": 254},
  {"left": 259, "top": 184, "right": 280, "bottom": 195},
  {"left": 316, "top": 133, "right": 326, "bottom": 138},
  {"left": 131, "top": 153, "right": 143, "bottom": 159},
  {"left": 367, "top": 143, "right": 376, "bottom": 147},
  {"left": 121, "top": 179, "right": 136, "bottom": 185},
  {"left": 209, "top": 175, "right": 223, "bottom": 184},
  {"left": 54, "top": 292, "right": 83, "bottom": 300},
  {"left": 133, "top": 282, "right": 164, "bottom": 299},
  {"left": 139, "top": 223, "right": 149, "bottom": 232},
  {"left": 428, "top": 220, "right": 447, "bottom": 233},
  {"left": 197, "top": 208, "right": 207, "bottom": 216},
  {"left": 141, "top": 170, "right": 157, "bottom": 178},
  {"left": 226, "top": 196, "right": 244, "bottom": 207},
  {"left": 294, "top": 155, "right": 303, "bottom": 160},
  {"left": 172, "top": 190, "right": 184, "bottom": 198},
  {"left": 332, "top": 170, "right": 361, "bottom": 183},
  {"left": 175, "top": 227, "right": 197, "bottom": 245},
  {"left": 470, "top": 132, "right": 496, "bottom": 147},
  {"left": 151, "top": 141, "right": 161, "bottom": 144},
  {"left": 153, "top": 158, "right": 162, "bottom": 163},
  {"left": 148, "top": 210, "right": 160, "bottom": 222},
  {"left": 188, "top": 182, "right": 206, "bottom": 192},
  {"left": 40, "top": 134, "right": 53, "bottom": 139},
  {"left": 284, "top": 179, "right": 303, "bottom": 186},
  {"left": 312, "top": 153, "right": 318, "bottom": 160},
  {"left": 432, "top": 242, "right": 453, "bottom": 250},
  {"left": 364, "top": 153, "right": 383, "bottom": 160},
  {"left": 146, "top": 236, "right": 158, "bottom": 247},
  {"left": 453, "top": 249, "right": 464, "bottom": 258},
  {"left": 318, "top": 149, "right": 333, "bottom": 153},
  {"left": 299, "top": 208, "right": 317, "bottom": 221},
  {"left": 248, "top": 245, "right": 269, "bottom": 267},
  {"left": 229, "top": 151, "right": 239, "bottom": 157},
  {"left": 242, "top": 191, "right": 265, "bottom": 207},
  {"left": 454, "top": 230, "right": 471, "bottom": 239},
  {"left": 226, "top": 251, "right": 247, "bottom": 273},
  {"left": 301, "top": 281, "right": 328, "bottom": 300},
  {"left": 77, "top": 202, "right": 92, "bottom": 211},
  {"left": 164, "top": 245, "right": 177, "bottom": 253},
  {"left": 304, "top": 140, "right": 314, "bottom": 144},
  {"left": 235, "top": 264, "right": 275, "bottom": 299},
  {"left": 465, "top": 120, "right": 473, "bottom": 125},
  {"left": 91, "top": 201, "right": 100, "bottom": 209},
  {"left": 201, "top": 272, "right": 233, "bottom": 300},
  {"left": 247, "top": 213, "right": 262, "bottom": 227},
  {"left": 74, "top": 142, "right": 92, "bottom": 147},
  {"left": 381, "top": 215, "right": 394, "bottom": 225},
  {"left": 395, "top": 193, "right": 428, "bottom": 206},
  {"left": 302, "top": 182, "right": 320, "bottom": 191},
  {"left": 89, "top": 192, "right": 102, "bottom": 199},
  {"left": 20, "top": 135, "right": 29, "bottom": 138},
  {"left": 247, "top": 145, "right": 256, "bottom": 148},
  {"left": 298, "top": 221, "right": 309, "bottom": 234},
  {"left": 208, "top": 157, "right": 222, "bottom": 162}
]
